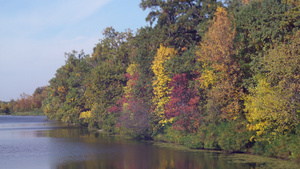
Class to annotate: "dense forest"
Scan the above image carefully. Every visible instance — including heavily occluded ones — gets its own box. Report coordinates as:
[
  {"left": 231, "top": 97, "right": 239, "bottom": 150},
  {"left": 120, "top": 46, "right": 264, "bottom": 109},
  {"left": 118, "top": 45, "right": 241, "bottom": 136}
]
[{"left": 1, "top": 0, "right": 299, "bottom": 161}]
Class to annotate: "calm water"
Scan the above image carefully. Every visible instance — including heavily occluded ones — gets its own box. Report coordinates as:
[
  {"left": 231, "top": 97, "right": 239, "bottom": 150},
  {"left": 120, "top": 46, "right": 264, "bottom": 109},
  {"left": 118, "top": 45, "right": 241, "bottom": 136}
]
[{"left": 0, "top": 116, "right": 266, "bottom": 169}]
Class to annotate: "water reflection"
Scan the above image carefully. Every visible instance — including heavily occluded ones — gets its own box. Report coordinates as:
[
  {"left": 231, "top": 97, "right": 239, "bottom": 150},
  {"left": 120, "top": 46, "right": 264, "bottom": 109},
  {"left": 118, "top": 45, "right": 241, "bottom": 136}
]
[
  {"left": 47, "top": 127, "right": 253, "bottom": 169},
  {"left": 0, "top": 116, "right": 258, "bottom": 169}
]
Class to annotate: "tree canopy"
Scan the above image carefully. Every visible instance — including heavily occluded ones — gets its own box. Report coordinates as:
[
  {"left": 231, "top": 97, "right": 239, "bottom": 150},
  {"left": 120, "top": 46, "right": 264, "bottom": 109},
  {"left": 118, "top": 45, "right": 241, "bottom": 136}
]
[{"left": 8, "top": 0, "right": 300, "bottom": 160}]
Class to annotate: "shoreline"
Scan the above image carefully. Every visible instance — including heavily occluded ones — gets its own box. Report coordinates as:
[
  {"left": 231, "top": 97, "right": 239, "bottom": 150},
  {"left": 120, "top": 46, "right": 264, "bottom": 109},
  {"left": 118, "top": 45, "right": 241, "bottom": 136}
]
[
  {"left": 2, "top": 115, "right": 299, "bottom": 168},
  {"left": 0, "top": 111, "right": 45, "bottom": 116},
  {"left": 89, "top": 127, "right": 300, "bottom": 169}
]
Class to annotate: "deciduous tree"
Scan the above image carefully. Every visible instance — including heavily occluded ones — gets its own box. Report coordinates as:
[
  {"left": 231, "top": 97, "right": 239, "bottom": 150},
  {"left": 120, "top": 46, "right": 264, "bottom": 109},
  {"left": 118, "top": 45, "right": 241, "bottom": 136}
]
[
  {"left": 151, "top": 44, "right": 177, "bottom": 125},
  {"left": 245, "top": 31, "right": 300, "bottom": 140},
  {"left": 197, "top": 6, "right": 242, "bottom": 122},
  {"left": 165, "top": 73, "right": 201, "bottom": 133}
]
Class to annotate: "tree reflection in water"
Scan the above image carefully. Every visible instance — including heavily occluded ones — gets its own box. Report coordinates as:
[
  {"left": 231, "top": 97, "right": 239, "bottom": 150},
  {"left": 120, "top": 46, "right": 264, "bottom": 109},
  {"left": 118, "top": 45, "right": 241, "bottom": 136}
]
[{"left": 48, "top": 127, "right": 255, "bottom": 169}]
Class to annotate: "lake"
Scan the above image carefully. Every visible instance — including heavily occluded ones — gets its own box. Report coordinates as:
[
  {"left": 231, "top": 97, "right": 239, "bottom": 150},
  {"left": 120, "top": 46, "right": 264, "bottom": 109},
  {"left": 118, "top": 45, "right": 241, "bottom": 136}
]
[{"left": 0, "top": 115, "right": 294, "bottom": 169}]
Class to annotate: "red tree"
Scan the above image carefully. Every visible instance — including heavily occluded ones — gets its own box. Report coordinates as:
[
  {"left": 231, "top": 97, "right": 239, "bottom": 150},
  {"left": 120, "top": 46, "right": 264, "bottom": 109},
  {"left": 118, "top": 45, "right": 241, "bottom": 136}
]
[{"left": 165, "top": 74, "right": 202, "bottom": 133}]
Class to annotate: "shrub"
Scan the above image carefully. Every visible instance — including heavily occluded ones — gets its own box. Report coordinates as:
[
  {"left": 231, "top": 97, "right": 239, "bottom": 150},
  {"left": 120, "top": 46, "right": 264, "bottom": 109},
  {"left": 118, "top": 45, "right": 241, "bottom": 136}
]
[
  {"left": 119, "top": 100, "right": 151, "bottom": 139},
  {"left": 216, "top": 121, "right": 253, "bottom": 152}
]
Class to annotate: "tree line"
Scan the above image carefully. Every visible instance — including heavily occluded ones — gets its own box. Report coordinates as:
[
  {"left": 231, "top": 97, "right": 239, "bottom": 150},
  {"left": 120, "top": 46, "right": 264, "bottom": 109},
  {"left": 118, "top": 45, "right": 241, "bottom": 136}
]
[
  {"left": 0, "top": 87, "right": 47, "bottom": 114},
  {"left": 3, "top": 0, "right": 300, "bottom": 160}
]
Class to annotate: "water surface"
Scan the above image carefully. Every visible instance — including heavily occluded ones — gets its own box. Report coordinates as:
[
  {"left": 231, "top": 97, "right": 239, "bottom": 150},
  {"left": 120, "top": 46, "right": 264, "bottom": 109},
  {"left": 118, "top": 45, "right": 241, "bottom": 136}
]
[{"left": 0, "top": 115, "right": 294, "bottom": 169}]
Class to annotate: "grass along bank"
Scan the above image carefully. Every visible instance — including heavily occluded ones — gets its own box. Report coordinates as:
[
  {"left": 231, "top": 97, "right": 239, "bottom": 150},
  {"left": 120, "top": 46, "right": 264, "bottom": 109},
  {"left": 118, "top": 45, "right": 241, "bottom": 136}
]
[
  {"left": 10, "top": 111, "right": 45, "bottom": 116},
  {"left": 152, "top": 141, "right": 300, "bottom": 169}
]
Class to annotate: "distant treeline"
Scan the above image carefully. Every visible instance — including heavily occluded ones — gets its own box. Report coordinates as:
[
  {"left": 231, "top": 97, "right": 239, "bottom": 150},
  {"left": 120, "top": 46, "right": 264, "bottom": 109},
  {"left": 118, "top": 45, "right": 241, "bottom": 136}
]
[
  {"left": 4, "top": 0, "right": 300, "bottom": 161},
  {"left": 0, "top": 87, "right": 48, "bottom": 114}
]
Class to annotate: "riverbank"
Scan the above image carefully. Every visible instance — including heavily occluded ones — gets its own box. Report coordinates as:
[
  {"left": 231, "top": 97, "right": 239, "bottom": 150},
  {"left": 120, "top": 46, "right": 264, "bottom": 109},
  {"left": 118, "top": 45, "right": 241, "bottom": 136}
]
[
  {"left": 0, "top": 111, "right": 45, "bottom": 116},
  {"left": 89, "top": 127, "right": 300, "bottom": 169},
  {"left": 0, "top": 115, "right": 266, "bottom": 169},
  {"left": 3, "top": 115, "right": 297, "bottom": 169},
  {"left": 151, "top": 142, "right": 300, "bottom": 169}
]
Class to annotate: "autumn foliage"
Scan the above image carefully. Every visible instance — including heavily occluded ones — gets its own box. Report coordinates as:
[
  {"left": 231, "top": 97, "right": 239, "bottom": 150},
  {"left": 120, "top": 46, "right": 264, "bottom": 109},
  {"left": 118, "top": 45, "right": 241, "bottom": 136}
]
[
  {"left": 2, "top": 0, "right": 297, "bottom": 160},
  {"left": 197, "top": 6, "right": 242, "bottom": 122},
  {"left": 1, "top": 87, "right": 48, "bottom": 114},
  {"left": 151, "top": 44, "right": 177, "bottom": 125},
  {"left": 165, "top": 74, "right": 201, "bottom": 133}
]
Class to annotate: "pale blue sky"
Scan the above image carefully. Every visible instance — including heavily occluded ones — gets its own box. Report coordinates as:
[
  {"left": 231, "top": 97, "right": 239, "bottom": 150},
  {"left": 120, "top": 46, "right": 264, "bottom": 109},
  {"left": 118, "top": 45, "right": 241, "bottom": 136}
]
[{"left": 0, "top": 0, "right": 150, "bottom": 101}]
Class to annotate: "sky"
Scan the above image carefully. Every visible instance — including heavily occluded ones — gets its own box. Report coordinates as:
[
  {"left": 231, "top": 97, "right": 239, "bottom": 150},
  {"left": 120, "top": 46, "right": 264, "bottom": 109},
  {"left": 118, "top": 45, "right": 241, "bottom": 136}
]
[{"left": 0, "top": 0, "right": 150, "bottom": 101}]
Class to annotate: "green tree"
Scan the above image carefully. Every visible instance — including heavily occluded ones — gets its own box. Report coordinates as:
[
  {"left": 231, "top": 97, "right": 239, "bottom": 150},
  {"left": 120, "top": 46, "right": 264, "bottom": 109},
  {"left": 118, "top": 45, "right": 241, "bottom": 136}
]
[
  {"left": 245, "top": 31, "right": 300, "bottom": 140},
  {"left": 43, "top": 50, "right": 90, "bottom": 123},
  {"left": 234, "top": 0, "right": 298, "bottom": 87},
  {"left": 140, "top": 0, "right": 221, "bottom": 49},
  {"left": 83, "top": 27, "right": 133, "bottom": 129}
]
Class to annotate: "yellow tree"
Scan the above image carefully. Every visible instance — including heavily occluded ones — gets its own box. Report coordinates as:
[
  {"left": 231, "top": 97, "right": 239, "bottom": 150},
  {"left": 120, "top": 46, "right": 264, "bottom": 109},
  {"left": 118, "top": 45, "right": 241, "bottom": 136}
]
[
  {"left": 244, "top": 76, "right": 295, "bottom": 140},
  {"left": 244, "top": 31, "right": 300, "bottom": 140},
  {"left": 197, "top": 6, "right": 242, "bottom": 122},
  {"left": 151, "top": 44, "right": 177, "bottom": 125},
  {"left": 1, "top": 102, "right": 10, "bottom": 114}
]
